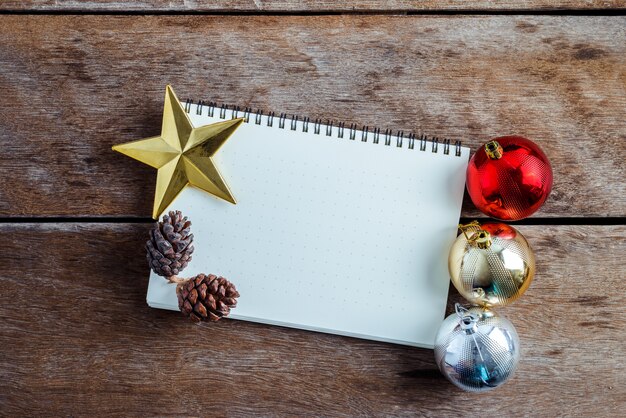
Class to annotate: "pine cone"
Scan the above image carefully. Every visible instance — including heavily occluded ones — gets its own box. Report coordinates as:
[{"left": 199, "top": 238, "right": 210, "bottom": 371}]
[
  {"left": 146, "top": 210, "right": 194, "bottom": 277},
  {"left": 177, "top": 274, "right": 240, "bottom": 323}
]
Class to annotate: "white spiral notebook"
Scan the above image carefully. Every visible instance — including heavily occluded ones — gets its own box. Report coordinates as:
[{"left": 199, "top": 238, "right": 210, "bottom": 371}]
[{"left": 147, "top": 102, "right": 469, "bottom": 348}]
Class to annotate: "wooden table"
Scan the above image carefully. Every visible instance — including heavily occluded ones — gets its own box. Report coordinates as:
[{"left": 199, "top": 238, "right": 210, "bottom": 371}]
[{"left": 1, "top": 1, "right": 625, "bottom": 416}]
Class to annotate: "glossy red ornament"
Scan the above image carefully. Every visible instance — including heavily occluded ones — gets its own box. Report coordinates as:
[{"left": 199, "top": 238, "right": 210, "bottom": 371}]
[{"left": 466, "top": 136, "right": 553, "bottom": 221}]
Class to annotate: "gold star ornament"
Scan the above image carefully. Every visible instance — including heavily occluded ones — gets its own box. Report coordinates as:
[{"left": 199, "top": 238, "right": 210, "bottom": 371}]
[{"left": 113, "top": 85, "right": 243, "bottom": 219}]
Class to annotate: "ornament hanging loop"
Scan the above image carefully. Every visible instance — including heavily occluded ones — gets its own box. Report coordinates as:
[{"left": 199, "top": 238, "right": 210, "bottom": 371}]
[
  {"left": 454, "top": 303, "right": 479, "bottom": 334},
  {"left": 458, "top": 221, "right": 492, "bottom": 249},
  {"left": 458, "top": 221, "right": 481, "bottom": 240},
  {"left": 454, "top": 302, "right": 469, "bottom": 317}
]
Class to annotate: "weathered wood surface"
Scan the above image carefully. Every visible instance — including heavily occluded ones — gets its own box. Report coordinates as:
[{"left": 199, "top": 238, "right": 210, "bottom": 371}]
[
  {"left": 0, "top": 224, "right": 624, "bottom": 416},
  {"left": 2, "top": 0, "right": 626, "bottom": 12},
  {"left": 0, "top": 15, "right": 624, "bottom": 218}
]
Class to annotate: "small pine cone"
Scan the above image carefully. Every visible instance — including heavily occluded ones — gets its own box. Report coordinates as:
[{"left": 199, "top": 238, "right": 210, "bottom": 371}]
[
  {"left": 177, "top": 274, "right": 240, "bottom": 323},
  {"left": 146, "top": 210, "right": 194, "bottom": 277}
]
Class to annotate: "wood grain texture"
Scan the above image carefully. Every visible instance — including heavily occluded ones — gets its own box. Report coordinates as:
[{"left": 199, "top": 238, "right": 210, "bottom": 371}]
[
  {"left": 0, "top": 15, "right": 625, "bottom": 218},
  {"left": 0, "top": 223, "right": 624, "bottom": 416},
  {"left": 2, "top": 0, "right": 626, "bottom": 12}
]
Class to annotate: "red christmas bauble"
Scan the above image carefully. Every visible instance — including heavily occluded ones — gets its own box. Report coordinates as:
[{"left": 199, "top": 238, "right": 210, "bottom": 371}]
[{"left": 467, "top": 136, "right": 553, "bottom": 221}]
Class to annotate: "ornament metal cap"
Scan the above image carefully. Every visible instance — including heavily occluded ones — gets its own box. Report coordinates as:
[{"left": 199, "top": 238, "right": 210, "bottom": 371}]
[{"left": 485, "top": 140, "right": 503, "bottom": 159}]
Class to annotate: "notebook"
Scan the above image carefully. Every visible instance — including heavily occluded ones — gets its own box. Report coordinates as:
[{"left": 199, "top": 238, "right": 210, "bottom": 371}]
[{"left": 147, "top": 102, "right": 470, "bottom": 348}]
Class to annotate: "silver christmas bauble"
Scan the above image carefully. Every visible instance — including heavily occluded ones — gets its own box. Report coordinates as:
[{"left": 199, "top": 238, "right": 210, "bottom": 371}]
[{"left": 434, "top": 304, "right": 520, "bottom": 392}]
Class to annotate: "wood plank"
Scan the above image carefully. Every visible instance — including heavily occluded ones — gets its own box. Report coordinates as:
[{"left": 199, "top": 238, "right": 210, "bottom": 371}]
[
  {"left": 0, "top": 15, "right": 624, "bottom": 218},
  {"left": 2, "top": 0, "right": 625, "bottom": 12},
  {"left": 0, "top": 223, "right": 624, "bottom": 415}
]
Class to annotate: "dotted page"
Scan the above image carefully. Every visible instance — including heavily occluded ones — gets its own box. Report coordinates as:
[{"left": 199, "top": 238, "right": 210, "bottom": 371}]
[{"left": 147, "top": 104, "right": 469, "bottom": 348}]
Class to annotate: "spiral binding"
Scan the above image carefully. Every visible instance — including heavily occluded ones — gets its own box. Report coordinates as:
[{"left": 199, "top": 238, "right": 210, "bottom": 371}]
[{"left": 184, "top": 99, "right": 462, "bottom": 157}]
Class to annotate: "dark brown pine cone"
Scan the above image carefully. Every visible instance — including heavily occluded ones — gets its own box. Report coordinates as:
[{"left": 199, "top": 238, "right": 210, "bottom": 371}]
[
  {"left": 146, "top": 210, "right": 194, "bottom": 277},
  {"left": 177, "top": 274, "right": 240, "bottom": 323}
]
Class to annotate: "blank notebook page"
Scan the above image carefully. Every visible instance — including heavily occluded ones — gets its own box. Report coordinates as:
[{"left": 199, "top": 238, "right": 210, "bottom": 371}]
[{"left": 147, "top": 104, "right": 470, "bottom": 348}]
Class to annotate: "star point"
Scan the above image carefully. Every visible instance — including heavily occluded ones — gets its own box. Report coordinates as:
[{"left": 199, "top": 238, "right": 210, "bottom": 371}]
[{"left": 112, "top": 86, "right": 244, "bottom": 219}]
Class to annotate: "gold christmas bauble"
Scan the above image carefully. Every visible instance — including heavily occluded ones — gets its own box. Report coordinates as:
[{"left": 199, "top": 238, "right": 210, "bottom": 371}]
[{"left": 448, "top": 222, "right": 535, "bottom": 307}]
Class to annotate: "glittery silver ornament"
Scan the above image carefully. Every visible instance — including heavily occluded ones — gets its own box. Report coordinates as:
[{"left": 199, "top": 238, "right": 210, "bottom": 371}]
[{"left": 434, "top": 304, "right": 520, "bottom": 392}]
